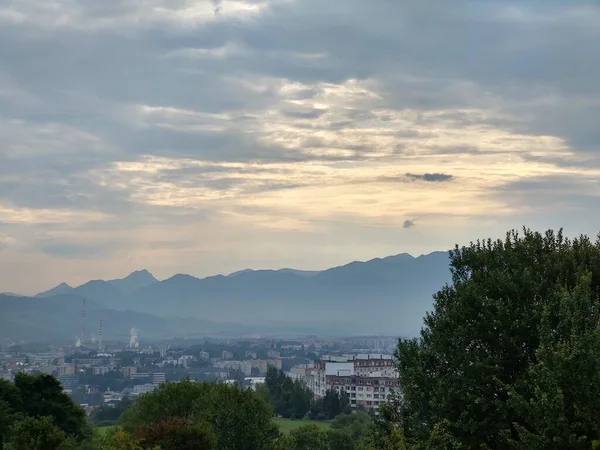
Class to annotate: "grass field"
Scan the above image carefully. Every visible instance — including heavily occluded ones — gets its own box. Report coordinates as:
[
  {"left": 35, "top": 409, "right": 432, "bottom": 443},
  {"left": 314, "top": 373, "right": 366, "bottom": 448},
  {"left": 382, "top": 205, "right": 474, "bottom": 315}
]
[{"left": 273, "top": 418, "right": 331, "bottom": 434}]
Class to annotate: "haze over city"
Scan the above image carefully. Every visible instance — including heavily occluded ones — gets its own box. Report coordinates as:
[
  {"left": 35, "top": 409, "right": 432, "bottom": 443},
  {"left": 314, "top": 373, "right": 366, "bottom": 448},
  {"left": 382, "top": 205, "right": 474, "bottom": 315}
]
[
  {"left": 3, "top": 2, "right": 600, "bottom": 449},
  {"left": 1, "top": 1, "right": 599, "bottom": 294}
]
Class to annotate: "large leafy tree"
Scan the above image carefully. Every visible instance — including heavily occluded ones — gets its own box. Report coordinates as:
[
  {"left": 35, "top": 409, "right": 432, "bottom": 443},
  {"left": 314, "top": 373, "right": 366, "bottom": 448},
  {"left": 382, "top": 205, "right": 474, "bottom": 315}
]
[
  {"left": 133, "top": 417, "right": 217, "bottom": 450},
  {"left": 120, "top": 379, "right": 279, "bottom": 450},
  {"left": 0, "top": 374, "right": 89, "bottom": 442},
  {"left": 0, "top": 400, "right": 15, "bottom": 446},
  {"left": 396, "top": 229, "right": 600, "bottom": 449},
  {"left": 4, "top": 416, "right": 78, "bottom": 450}
]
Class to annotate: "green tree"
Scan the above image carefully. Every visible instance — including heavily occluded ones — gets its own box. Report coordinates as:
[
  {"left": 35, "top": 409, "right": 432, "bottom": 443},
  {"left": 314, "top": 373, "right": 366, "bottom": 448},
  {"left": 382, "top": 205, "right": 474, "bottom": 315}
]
[
  {"left": 283, "top": 424, "right": 328, "bottom": 450},
  {"left": 0, "top": 373, "right": 89, "bottom": 441},
  {"left": 265, "top": 367, "right": 312, "bottom": 419},
  {"left": 502, "top": 273, "right": 600, "bottom": 449},
  {"left": 396, "top": 229, "right": 600, "bottom": 448},
  {"left": 330, "top": 410, "right": 372, "bottom": 441},
  {"left": 311, "top": 389, "right": 351, "bottom": 420},
  {"left": 356, "top": 403, "right": 406, "bottom": 450},
  {"left": 133, "top": 417, "right": 216, "bottom": 450},
  {"left": 281, "top": 425, "right": 357, "bottom": 450},
  {"left": 120, "top": 379, "right": 279, "bottom": 449},
  {"left": 324, "top": 429, "right": 355, "bottom": 450},
  {"left": 4, "top": 416, "right": 78, "bottom": 450},
  {"left": 0, "top": 399, "right": 15, "bottom": 446},
  {"left": 94, "top": 426, "right": 147, "bottom": 450},
  {"left": 90, "top": 398, "right": 135, "bottom": 427}
]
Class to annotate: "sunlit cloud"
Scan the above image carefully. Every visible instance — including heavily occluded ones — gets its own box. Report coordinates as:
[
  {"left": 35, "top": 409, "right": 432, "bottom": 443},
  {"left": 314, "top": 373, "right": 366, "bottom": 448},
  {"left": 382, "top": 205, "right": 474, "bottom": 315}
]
[{"left": 0, "top": 0, "right": 599, "bottom": 293}]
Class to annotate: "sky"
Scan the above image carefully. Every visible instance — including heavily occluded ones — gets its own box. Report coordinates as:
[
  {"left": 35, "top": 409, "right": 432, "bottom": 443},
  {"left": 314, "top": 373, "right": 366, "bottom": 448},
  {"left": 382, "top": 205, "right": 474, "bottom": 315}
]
[{"left": 1, "top": 0, "right": 600, "bottom": 294}]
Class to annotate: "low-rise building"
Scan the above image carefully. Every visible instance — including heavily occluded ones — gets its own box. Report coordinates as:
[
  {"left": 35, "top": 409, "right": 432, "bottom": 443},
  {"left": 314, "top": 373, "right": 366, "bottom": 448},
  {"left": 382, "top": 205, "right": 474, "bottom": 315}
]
[
  {"left": 152, "top": 372, "right": 166, "bottom": 387},
  {"left": 131, "top": 372, "right": 151, "bottom": 381},
  {"left": 57, "top": 364, "right": 75, "bottom": 377},
  {"left": 133, "top": 383, "right": 156, "bottom": 395},
  {"left": 122, "top": 366, "right": 137, "bottom": 378},
  {"left": 93, "top": 366, "right": 110, "bottom": 375}
]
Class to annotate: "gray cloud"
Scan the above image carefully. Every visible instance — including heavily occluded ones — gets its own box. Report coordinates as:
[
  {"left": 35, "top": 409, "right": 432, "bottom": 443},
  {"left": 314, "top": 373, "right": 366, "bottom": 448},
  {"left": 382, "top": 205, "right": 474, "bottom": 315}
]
[
  {"left": 405, "top": 173, "right": 454, "bottom": 183},
  {"left": 212, "top": 0, "right": 222, "bottom": 15},
  {"left": 403, "top": 220, "right": 415, "bottom": 229},
  {"left": 378, "top": 173, "right": 454, "bottom": 183},
  {"left": 38, "top": 240, "right": 115, "bottom": 259},
  {"left": 0, "top": 234, "right": 12, "bottom": 251},
  {"left": 0, "top": 0, "right": 599, "bottom": 292},
  {"left": 281, "top": 109, "right": 328, "bottom": 120}
]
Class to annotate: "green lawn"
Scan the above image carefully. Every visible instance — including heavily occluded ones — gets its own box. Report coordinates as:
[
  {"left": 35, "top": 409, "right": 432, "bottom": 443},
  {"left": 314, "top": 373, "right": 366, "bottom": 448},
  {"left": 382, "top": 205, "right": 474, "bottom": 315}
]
[{"left": 273, "top": 418, "right": 331, "bottom": 434}]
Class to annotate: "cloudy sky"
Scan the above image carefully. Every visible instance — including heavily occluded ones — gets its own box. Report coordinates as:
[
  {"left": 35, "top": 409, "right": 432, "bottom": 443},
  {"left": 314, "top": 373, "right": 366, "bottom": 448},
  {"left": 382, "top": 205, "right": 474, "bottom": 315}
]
[{"left": 1, "top": 0, "right": 599, "bottom": 294}]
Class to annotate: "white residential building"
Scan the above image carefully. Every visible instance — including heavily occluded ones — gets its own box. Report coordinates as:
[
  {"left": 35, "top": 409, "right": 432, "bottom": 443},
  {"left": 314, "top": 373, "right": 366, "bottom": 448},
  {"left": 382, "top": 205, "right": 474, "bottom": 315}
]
[{"left": 305, "top": 354, "right": 399, "bottom": 412}]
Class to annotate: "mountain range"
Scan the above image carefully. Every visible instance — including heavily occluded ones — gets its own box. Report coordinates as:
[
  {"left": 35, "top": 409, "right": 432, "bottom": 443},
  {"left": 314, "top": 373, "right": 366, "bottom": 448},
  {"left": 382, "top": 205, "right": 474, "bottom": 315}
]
[{"left": 22, "top": 251, "right": 453, "bottom": 339}]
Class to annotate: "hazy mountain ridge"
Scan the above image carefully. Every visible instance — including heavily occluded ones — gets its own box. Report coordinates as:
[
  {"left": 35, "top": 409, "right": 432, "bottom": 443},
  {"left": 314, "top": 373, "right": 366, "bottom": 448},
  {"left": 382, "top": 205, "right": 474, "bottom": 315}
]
[
  {"left": 107, "top": 269, "right": 158, "bottom": 294},
  {"left": 30, "top": 251, "right": 452, "bottom": 336},
  {"left": 35, "top": 270, "right": 160, "bottom": 309},
  {"left": 0, "top": 293, "right": 353, "bottom": 342}
]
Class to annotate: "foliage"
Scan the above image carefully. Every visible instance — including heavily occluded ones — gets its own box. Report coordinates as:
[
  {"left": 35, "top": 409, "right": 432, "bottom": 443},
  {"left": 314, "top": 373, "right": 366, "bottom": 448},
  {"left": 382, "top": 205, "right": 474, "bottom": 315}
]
[
  {"left": 310, "top": 389, "right": 351, "bottom": 420},
  {"left": 265, "top": 367, "right": 313, "bottom": 419},
  {"left": 279, "top": 424, "right": 355, "bottom": 450},
  {"left": 273, "top": 418, "right": 331, "bottom": 435},
  {"left": 323, "top": 429, "right": 355, "bottom": 450},
  {"left": 120, "top": 379, "right": 279, "bottom": 449},
  {"left": 90, "top": 398, "right": 135, "bottom": 426},
  {"left": 0, "top": 373, "right": 90, "bottom": 442},
  {"left": 3, "top": 415, "right": 79, "bottom": 450},
  {"left": 133, "top": 417, "right": 216, "bottom": 450},
  {"left": 0, "top": 399, "right": 16, "bottom": 446},
  {"left": 330, "top": 411, "right": 372, "bottom": 441},
  {"left": 356, "top": 403, "right": 406, "bottom": 450},
  {"left": 94, "top": 425, "right": 148, "bottom": 450},
  {"left": 396, "top": 229, "right": 600, "bottom": 448}
]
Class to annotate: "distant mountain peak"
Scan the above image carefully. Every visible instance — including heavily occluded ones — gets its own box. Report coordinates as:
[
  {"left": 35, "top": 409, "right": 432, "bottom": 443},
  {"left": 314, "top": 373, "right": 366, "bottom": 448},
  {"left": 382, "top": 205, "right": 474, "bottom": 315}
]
[
  {"left": 123, "top": 269, "right": 157, "bottom": 281},
  {"left": 35, "top": 282, "right": 75, "bottom": 298},
  {"left": 228, "top": 269, "right": 254, "bottom": 277},
  {"left": 381, "top": 253, "right": 415, "bottom": 263},
  {"left": 107, "top": 270, "right": 158, "bottom": 295}
]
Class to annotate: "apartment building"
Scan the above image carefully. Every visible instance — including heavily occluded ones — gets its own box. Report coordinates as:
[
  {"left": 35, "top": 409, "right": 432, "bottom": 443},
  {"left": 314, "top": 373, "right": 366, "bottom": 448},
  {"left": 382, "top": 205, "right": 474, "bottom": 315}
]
[
  {"left": 213, "top": 359, "right": 282, "bottom": 376},
  {"left": 305, "top": 354, "right": 399, "bottom": 412}
]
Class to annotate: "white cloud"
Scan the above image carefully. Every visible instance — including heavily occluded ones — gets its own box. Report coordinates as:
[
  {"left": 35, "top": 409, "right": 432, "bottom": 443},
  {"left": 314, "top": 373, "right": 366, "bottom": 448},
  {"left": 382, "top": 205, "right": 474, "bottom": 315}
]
[{"left": 0, "top": 0, "right": 599, "bottom": 292}]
